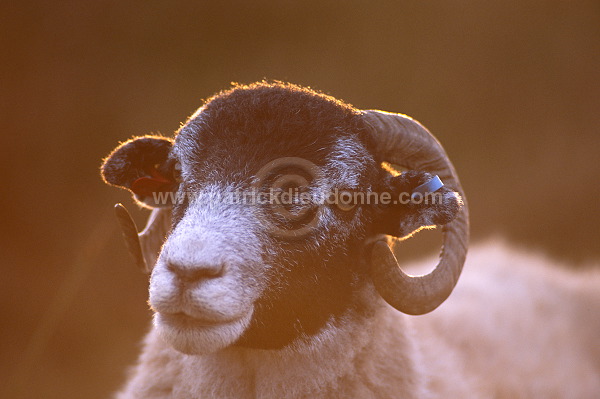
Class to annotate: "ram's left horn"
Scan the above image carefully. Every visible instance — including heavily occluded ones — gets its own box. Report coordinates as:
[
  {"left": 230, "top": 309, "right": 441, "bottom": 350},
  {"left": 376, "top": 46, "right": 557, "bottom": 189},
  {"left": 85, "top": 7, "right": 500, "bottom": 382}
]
[
  {"left": 114, "top": 204, "right": 171, "bottom": 273},
  {"left": 363, "top": 110, "right": 469, "bottom": 316}
]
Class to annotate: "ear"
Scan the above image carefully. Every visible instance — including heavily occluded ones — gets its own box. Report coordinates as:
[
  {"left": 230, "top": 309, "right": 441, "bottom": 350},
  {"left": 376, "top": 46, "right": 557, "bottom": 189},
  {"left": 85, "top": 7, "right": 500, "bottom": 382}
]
[
  {"left": 372, "top": 170, "right": 462, "bottom": 238},
  {"left": 101, "top": 136, "right": 177, "bottom": 208}
]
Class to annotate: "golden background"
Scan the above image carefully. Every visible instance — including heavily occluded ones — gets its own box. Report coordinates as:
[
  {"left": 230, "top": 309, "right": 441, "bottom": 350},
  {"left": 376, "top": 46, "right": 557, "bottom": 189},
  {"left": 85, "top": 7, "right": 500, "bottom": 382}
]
[{"left": 1, "top": 1, "right": 598, "bottom": 398}]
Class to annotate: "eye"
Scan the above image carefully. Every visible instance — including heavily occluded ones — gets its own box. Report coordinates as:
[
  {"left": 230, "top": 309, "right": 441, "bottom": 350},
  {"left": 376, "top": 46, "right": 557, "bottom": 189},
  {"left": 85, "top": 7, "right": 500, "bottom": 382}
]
[
  {"left": 335, "top": 190, "right": 357, "bottom": 212},
  {"left": 173, "top": 161, "right": 183, "bottom": 184}
]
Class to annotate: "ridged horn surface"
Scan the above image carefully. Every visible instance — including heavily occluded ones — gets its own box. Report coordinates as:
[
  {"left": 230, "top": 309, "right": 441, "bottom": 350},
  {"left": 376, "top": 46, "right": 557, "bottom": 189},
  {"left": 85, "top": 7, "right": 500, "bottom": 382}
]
[
  {"left": 362, "top": 110, "right": 469, "bottom": 315},
  {"left": 114, "top": 204, "right": 171, "bottom": 274}
]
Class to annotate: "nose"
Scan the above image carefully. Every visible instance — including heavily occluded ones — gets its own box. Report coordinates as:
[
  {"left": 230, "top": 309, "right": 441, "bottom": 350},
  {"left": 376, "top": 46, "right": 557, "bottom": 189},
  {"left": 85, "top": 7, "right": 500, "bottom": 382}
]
[{"left": 167, "top": 260, "right": 224, "bottom": 283}]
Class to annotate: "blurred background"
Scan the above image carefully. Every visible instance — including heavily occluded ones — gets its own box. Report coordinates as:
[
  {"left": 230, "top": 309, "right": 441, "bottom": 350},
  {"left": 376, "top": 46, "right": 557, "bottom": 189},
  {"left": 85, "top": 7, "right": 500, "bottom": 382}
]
[{"left": 1, "top": 1, "right": 598, "bottom": 398}]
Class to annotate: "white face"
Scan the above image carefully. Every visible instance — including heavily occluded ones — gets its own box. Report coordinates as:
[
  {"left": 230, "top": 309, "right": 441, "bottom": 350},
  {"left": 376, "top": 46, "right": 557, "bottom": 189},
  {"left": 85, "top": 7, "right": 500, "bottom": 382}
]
[
  {"left": 146, "top": 152, "right": 372, "bottom": 354},
  {"left": 100, "top": 84, "right": 454, "bottom": 353},
  {"left": 149, "top": 184, "right": 268, "bottom": 354},
  {"left": 146, "top": 100, "right": 378, "bottom": 353}
]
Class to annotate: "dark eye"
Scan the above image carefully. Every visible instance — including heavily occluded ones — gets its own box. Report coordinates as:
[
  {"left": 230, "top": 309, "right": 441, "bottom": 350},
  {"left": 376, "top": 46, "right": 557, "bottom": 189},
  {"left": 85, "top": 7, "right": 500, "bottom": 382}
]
[
  {"left": 173, "top": 162, "right": 183, "bottom": 184},
  {"left": 335, "top": 189, "right": 358, "bottom": 212}
]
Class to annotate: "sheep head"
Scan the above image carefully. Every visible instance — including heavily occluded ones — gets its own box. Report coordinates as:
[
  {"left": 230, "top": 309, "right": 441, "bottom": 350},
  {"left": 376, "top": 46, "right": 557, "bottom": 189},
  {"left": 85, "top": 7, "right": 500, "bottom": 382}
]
[{"left": 100, "top": 81, "right": 468, "bottom": 354}]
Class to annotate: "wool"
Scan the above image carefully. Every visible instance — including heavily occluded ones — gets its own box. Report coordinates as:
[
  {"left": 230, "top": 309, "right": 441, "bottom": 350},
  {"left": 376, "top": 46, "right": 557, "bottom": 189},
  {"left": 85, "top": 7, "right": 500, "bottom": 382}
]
[
  {"left": 101, "top": 82, "right": 598, "bottom": 398},
  {"left": 116, "top": 241, "right": 600, "bottom": 398},
  {"left": 117, "top": 284, "right": 426, "bottom": 399}
]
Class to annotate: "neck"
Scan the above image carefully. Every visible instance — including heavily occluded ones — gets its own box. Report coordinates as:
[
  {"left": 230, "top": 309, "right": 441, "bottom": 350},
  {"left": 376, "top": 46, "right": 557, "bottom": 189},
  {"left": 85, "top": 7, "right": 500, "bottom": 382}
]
[{"left": 118, "top": 286, "right": 425, "bottom": 399}]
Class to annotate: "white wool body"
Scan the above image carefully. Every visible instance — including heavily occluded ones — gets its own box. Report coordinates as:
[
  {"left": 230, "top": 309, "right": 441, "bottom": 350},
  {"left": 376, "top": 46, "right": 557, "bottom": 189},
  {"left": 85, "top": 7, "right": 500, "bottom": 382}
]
[{"left": 116, "top": 241, "right": 600, "bottom": 399}]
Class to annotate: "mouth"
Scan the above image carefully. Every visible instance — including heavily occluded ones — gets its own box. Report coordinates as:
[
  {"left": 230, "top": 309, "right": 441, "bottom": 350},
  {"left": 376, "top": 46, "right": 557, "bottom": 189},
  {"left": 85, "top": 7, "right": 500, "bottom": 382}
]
[
  {"left": 159, "top": 312, "right": 237, "bottom": 328},
  {"left": 154, "top": 308, "right": 254, "bottom": 354}
]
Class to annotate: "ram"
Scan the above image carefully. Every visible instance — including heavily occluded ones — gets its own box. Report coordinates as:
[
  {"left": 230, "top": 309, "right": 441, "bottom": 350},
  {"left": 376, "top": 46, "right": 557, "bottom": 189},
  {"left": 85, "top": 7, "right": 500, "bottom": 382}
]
[{"left": 101, "top": 81, "right": 600, "bottom": 398}]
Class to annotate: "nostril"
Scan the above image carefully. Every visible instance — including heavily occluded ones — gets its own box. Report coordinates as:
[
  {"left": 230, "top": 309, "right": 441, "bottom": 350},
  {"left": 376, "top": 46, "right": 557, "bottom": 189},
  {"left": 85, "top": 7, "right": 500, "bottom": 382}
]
[{"left": 167, "top": 261, "right": 224, "bottom": 283}]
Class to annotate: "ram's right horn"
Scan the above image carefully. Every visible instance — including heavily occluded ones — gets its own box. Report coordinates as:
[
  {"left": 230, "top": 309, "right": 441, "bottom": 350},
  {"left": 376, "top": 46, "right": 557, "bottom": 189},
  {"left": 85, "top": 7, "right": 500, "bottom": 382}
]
[{"left": 114, "top": 204, "right": 171, "bottom": 274}]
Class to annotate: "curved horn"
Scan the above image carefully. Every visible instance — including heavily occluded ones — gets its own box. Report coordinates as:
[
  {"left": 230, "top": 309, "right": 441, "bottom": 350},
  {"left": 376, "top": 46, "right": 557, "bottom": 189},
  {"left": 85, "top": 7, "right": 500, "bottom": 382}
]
[
  {"left": 362, "top": 110, "right": 469, "bottom": 315},
  {"left": 114, "top": 204, "right": 171, "bottom": 274}
]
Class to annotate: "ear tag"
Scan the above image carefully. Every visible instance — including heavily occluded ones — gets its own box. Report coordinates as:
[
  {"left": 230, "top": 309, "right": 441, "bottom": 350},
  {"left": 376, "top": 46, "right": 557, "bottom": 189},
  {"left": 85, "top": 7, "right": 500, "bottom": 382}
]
[
  {"left": 131, "top": 168, "right": 174, "bottom": 198},
  {"left": 411, "top": 175, "right": 444, "bottom": 201}
]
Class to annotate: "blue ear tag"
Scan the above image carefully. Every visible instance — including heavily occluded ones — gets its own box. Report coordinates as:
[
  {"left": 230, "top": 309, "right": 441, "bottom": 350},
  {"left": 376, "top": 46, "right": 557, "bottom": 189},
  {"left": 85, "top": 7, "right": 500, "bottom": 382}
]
[{"left": 411, "top": 175, "right": 444, "bottom": 201}]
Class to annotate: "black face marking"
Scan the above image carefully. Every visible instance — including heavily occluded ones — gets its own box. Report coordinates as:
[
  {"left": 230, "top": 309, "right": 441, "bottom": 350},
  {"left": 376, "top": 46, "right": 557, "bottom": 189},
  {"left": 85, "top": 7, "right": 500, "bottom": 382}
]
[
  {"left": 171, "top": 82, "right": 380, "bottom": 348},
  {"left": 101, "top": 81, "right": 461, "bottom": 351},
  {"left": 236, "top": 239, "right": 372, "bottom": 349}
]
